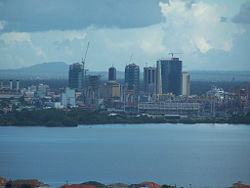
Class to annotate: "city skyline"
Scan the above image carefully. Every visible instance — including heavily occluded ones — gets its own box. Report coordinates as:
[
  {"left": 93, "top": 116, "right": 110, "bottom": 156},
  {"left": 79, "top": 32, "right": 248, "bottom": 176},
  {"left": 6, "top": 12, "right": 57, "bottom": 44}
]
[{"left": 0, "top": 0, "right": 249, "bottom": 71}]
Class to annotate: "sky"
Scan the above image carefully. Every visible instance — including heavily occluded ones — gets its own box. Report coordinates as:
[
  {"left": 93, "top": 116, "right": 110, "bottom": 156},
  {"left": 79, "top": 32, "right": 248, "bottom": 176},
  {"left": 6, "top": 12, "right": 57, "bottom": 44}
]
[{"left": 0, "top": 0, "right": 250, "bottom": 71}]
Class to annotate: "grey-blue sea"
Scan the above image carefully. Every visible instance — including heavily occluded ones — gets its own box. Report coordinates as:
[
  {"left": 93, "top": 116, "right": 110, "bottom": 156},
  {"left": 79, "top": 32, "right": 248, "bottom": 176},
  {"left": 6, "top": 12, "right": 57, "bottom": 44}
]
[{"left": 0, "top": 123, "right": 250, "bottom": 188}]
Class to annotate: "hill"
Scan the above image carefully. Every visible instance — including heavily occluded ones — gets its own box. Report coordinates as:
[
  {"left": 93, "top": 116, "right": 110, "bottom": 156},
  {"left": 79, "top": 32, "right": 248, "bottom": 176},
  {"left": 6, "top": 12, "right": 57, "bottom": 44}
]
[
  {"left": 0, "top": 62, "right": 249, "bottom": 81},
  {"left": 0, "top": 62, "right": 68, "bottom": 79}
]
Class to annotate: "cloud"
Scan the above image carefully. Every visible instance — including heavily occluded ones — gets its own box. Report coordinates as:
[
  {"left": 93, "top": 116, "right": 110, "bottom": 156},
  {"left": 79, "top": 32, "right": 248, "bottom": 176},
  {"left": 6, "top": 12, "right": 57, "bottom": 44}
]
[
  {"left": 232, "top": 1, "right": 250, "bottom": 24},
  {"left": 0, "top": 32, "right": 31, "bottom": 44},
  {"left": 0, "top": 20, "right": 7, "bottom": 31},
  {"left": 65, "top": 31, "right": 86, "bottom": 41},
  {"left": 0, "top": 32, "right": 46, "bottom": 68},
  {"left": 159, "top": 0, "right": 244, "bottom": 54},
  {"left": 53, "top": 40, "right": 73, "bottom": 56},
  {"left": 0, "top": 0, "right": 164, "bottom": 32},
  {"left": 220, "top": 17, "right": 228, "bottom": 23},
  {"left": 182, "top": 0, "right": 196, "bottom": 9},
  {"left": 195, "top": 38, "right": 212, "bottom": 53},
  {"left": 0, "top": 0, "right": 249, "bottom": 71}
]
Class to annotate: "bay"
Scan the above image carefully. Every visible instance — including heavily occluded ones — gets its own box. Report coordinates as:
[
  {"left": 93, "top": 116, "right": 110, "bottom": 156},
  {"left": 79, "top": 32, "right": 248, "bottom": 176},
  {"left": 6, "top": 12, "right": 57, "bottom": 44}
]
[{"left": 0, "top": 123, "right": 250, "bottom": 188}]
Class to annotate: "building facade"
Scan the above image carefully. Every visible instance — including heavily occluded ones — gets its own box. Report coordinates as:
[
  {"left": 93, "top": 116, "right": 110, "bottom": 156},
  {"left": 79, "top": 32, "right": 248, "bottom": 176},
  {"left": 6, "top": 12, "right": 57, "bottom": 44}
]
[
  {"left": 108, "top": 66, "right": 116, "bottom": 81},
  {"left": 156, "top": 58, "right": 182, "bottom": 96},
  {"left": 144, "top": 67, "right": 156, "bottom": 95},
  {"left": 182, "top": 72, "right": 190, "bottom": 96},
  {"left": 125, "top": 63, "right": 140, "bottom": 93},
  {"left": 68, "top": 63, "right": 84, "bottom": 91},
  {"left": 61, "top": 87, "right": 76, "bottom": 107},
  {"left": 138, "top": 102, "right": 200, "bottom": 115}
]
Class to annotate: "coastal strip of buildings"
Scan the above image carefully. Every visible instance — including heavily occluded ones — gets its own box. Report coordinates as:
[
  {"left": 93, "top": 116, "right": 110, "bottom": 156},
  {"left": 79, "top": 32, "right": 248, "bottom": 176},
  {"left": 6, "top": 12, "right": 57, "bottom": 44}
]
[{"left": 0, "top": 55, "right": 249, "bottom": 117}]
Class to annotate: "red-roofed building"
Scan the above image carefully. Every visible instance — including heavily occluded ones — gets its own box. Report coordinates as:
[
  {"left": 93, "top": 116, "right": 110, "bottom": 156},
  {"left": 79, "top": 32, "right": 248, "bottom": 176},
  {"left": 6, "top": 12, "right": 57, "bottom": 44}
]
[
  {"left": 59, "top": 184, "right": 97, "bottom": 188},
  {"left": 228, "top": 181, "right": 250, "bottom": 188},
  {"left": 7, "top": 179, "right": 48, "bottom": 188},
  {"left": 141, "top": 182, "right": 161, "bottom": 188},
  {"left": 0, "top": 177, "right": 8, "bottom": 187}
]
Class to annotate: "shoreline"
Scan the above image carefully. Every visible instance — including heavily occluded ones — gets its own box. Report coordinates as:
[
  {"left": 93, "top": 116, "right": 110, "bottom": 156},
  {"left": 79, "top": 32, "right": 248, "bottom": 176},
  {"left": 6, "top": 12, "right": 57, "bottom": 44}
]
[
  {"left": 1, "top": 120, "right": 249, "bottom": 127},
  {"left": 0, "top": 109, "right": 249, "bottom": 127}
]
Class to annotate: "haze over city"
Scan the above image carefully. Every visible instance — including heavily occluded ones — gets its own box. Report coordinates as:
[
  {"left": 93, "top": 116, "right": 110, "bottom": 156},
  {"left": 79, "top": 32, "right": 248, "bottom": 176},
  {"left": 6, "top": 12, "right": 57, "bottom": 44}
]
[{"left": 0, "top": 0, "right": 250, "bottom": 71}]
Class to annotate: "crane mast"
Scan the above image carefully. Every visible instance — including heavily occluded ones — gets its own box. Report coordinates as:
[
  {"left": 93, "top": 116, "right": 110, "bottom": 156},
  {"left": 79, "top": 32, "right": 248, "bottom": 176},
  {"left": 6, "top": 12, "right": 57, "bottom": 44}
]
[{"left": 82, "top": 41, "right": 90, "bottom": 70}]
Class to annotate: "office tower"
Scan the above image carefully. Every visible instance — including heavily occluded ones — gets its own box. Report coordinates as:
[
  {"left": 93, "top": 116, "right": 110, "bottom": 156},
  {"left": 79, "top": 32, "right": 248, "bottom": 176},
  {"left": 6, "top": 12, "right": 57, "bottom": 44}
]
[
  {"left": 9, "top": 80, "right": 13, "bottom": 90},
  {"left": 0, "top": 81, "right": 3, "bottom": 89},
  {"left": 86, "top": 75, "right": 100, "bottom": 103},
  {"left": 125, "top": 63, "right": 140, "bottom": 92},
  {"left": 144, "top": 67, "right": 156, "bottom": 94},
  {"left": 108, "top": 66, "right": 116, "bottom": 81},
  {"left": 156, "top": 61, "right": 162, "bottom": 95},
  {"left": 16, "top": 80, "right": 20, "bottom": 91},
  {"left": 156, "top": 58, "right": 182, "bottom": 96},
  {"left": 182, "top": 72, "right": 190, "bottom": 96},
  {"left": 68, "top": 63, "right": 84, "bottom": 91}
]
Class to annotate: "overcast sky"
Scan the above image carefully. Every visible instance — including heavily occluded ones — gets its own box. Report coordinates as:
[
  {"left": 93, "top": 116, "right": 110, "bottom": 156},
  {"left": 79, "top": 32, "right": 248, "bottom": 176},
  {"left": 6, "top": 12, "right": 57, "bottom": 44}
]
[{"left": 0, "top": 0, "right": 250, "bottom": 71}]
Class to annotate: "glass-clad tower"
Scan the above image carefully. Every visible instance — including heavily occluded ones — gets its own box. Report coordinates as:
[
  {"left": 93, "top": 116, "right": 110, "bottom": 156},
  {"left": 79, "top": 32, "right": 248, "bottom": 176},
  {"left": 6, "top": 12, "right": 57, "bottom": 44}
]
[
  {"left": 125, "top": 63, "right": 140, "bottom": 93},
  {"left": 68, "top": 63, "right": 84, "bottom": 91},
  {"left": 156, "top": 58, "right": 182, "bottom": 96},
  {"left": 108, "top": 66, "right": 116, "bottom": 81}
]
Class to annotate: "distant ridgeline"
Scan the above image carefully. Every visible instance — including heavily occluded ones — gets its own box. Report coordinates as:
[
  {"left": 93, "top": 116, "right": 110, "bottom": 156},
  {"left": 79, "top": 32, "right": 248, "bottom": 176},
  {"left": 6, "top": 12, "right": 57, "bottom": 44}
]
[
  {"left": 0, "top": 109, "right": 250, "bottom": 127},
  {"left": 0, "top": 62, "right": 249, "bottom": 81}
]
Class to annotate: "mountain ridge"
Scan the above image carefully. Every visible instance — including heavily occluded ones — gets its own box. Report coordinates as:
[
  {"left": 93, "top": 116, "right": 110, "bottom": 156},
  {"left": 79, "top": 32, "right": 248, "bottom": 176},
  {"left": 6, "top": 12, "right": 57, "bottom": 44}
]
[{"left": 0, "top": 62, "right": 249, "bottom": 81}]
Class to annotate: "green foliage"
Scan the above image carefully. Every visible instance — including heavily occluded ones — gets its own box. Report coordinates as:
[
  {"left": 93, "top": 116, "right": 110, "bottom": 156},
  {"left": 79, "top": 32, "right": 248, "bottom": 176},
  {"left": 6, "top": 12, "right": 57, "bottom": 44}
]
[{"left": 0, "top": 109, "right": 249, "bottom": 127}]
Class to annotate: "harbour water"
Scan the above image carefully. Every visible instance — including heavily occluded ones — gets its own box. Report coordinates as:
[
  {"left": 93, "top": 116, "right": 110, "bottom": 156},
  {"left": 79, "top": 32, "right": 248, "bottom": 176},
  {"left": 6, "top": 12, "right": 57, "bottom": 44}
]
[{"left": 0, "top": 123, "right": 250, "bottom": 188}]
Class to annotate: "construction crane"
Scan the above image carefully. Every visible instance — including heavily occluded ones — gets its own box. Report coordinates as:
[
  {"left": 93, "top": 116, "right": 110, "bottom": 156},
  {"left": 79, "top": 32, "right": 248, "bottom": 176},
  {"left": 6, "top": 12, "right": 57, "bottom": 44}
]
[
  {"left": 82, "top": 41, "right": 90, "bottom": 70},
  {"left": 168, "top": 52, "right": 183, "bottom": 58},
  {"left": 128, "top": 53, "right": 133, "bottom": 64},
  {"left": 82, "top": 41, "right": 90, "bottom": 93}
]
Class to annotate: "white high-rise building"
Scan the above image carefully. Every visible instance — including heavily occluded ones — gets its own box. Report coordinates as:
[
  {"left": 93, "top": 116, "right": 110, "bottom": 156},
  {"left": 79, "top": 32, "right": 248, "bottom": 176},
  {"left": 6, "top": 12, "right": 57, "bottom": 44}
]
[
  {"left": 61, "top": 87, "right": 76, "bottom": 107},
  {"left": 182, "top": 72, "right": 190, "bottom": 96}
]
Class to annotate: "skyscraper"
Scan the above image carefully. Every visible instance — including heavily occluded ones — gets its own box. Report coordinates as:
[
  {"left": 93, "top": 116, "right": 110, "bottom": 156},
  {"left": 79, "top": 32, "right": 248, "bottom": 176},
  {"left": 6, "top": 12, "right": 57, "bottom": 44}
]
[
  {"left": 68, "top": 63, "right": 84, "bottom": 91},
  {"left": 144, "top": 66, "right": 156, "bottom": 94},
  {"left": 156, "top": 58, "right": 182, "bottom": 96},
  {"left": 182, "top": 72, "right": 190, "bottom": 96},
  {"left": 125, "top": 63, "right": 140, "bottom": 92},
  {"left": 108, "top": 66, "right": 116, "bottom": 81}
]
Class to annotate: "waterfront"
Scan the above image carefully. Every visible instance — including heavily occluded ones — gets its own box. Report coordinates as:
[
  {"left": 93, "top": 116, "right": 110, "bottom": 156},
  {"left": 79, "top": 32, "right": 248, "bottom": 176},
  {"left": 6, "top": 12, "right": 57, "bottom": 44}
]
[{"left": 0, "top": 123, "right": 250, "bottom": 188}]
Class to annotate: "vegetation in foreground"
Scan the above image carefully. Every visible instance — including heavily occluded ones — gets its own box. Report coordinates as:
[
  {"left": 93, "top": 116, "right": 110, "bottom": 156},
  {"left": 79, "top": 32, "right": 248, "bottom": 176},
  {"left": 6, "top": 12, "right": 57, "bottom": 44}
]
[{"left": 0, "top": 109, "right": 249, "bottom": 127}]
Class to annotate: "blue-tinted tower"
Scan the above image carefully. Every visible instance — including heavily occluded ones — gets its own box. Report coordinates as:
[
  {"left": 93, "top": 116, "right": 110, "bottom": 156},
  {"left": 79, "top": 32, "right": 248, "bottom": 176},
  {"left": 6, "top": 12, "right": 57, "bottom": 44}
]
[
  {"left": 156, "top": 58, "right": 182, "bottom": 96},
  {"left": 108, "top": 66, "right": 116, "bottom": 81},
  {"left": 125, "top": 63, "right": 140, "bottom": 93},
  {"left": 68, "top": 63, "right": 84, "bottom": 91}
]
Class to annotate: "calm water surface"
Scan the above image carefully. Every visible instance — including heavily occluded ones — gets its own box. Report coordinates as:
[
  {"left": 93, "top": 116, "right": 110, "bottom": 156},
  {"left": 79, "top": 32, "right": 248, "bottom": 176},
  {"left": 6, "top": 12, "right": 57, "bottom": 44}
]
[{"left": 0, "top": 123, "right": 250, "bottom": 188}]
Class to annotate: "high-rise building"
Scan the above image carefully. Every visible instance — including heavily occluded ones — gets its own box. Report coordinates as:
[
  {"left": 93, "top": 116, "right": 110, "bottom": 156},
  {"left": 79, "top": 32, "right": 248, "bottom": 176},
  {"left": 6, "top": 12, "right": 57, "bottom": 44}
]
[
  {"left": 61, "top": 87, "right": 76, "bottom": 107},
  {"left": 85, "top": 75, "right": 100, "bottom": 104},
  {"left": 16, "top": 80, "right": 20, "bottom": 91},
  {"left": 108, "top": 66, "right": 116, "bottom": 81},
  {"left": 68, "top": 63, "right": 84, "bottom": 91},
  {"left": 144, "top": 67, "right": 156, "bottom": 94},
  {"left": 156, "top": 58, "right": 182, "bottom": 96},
  {"left": 9, "top": 80, "right": 13, "bottom": 90},
  {"left": 182, "top": 72, "right": 190, "bottom": 96},
  {"left": 125, "top": 63, "right": 140, "bottom": 92}
]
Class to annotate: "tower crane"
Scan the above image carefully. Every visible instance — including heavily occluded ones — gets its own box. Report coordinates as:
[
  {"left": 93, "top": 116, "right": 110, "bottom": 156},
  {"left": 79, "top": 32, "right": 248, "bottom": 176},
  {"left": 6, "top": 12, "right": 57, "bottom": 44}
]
[
  {"left": 168, "top": 52, "right": 183, "bottom": 58},
  {"left": 82, "top": 41, "right": 90, "bottom": 70},
  {"left": 82, "top": 41, "right": 90, "bottom": 92},
  {"left": 128, "top": 53, "right": 133, "bottom": 64}
]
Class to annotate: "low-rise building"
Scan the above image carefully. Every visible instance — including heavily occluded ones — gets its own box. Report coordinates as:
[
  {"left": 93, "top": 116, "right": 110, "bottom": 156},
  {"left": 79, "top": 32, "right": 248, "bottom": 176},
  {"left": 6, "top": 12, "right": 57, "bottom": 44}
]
[{"left": 138, "top": 102, "right": 200, "bottom": 115}]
